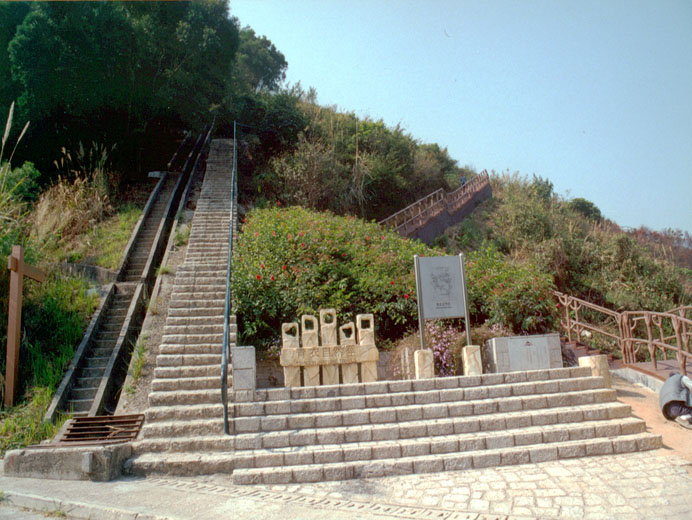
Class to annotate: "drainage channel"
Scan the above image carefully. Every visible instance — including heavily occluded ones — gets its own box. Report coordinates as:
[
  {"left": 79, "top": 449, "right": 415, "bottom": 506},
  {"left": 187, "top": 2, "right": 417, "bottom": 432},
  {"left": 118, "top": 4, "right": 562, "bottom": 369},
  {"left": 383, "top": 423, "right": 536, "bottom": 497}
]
[{"left": 46, "top": 129, "right": 212, "bottom": 421}]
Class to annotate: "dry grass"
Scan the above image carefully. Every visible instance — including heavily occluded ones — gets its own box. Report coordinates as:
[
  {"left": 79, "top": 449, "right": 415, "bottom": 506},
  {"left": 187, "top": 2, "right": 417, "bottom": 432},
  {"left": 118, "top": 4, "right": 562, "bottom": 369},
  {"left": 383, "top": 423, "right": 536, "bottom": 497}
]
[{"left": 32, "top": 175, "right": 111, "bottom": 244}]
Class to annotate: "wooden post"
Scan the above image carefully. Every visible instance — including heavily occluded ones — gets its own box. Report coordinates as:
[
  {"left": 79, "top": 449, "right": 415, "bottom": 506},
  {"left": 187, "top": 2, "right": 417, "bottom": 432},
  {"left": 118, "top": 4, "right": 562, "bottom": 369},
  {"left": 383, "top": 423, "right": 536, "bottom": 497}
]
[{"left": 5, "top": 245, "right": 45, "bottom": 408}]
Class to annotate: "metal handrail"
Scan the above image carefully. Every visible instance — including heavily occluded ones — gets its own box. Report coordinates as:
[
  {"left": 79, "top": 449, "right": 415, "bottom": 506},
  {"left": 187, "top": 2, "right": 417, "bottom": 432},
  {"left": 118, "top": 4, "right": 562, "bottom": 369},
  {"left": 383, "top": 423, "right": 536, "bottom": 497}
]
[{"left": 222, "top": 121, "right": 238, "bottom": 435}]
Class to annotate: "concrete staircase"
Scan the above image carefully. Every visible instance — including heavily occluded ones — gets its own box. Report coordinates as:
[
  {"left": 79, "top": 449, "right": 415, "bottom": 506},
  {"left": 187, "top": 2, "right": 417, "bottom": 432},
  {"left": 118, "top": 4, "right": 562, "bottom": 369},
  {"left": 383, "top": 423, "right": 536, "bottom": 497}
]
[{"left": 127, "top": 139, "right": 236, "bottom": 475}]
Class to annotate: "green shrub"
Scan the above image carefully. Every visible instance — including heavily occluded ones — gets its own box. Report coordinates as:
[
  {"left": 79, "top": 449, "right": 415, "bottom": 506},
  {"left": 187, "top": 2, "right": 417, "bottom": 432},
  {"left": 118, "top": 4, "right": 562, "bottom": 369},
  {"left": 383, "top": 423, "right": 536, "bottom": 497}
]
[
  {"left": 1, "top": 161, "right": 40, "bottom": 203},
  {"left": 466, "top": 243, "right": 558, "bottom": 334},
  {"left": 232, "top": 206, "right": 436, "bottom": 350}
]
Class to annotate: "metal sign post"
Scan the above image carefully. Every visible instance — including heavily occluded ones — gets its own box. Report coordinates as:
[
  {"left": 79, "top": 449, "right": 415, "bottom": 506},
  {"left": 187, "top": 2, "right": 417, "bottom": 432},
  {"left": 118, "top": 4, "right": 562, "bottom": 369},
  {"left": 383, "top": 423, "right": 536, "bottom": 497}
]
[
  {"left": 414, "top": 254, "right": 471, "bottom": 352},
  {"left": 5, "top": 245, "right": 45, "bottom": 407}
]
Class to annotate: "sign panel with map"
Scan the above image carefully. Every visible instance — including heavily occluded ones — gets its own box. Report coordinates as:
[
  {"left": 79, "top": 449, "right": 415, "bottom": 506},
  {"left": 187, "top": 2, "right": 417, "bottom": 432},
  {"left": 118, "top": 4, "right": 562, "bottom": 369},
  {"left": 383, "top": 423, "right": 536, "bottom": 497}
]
[{"left": 414, "top": 254, "right": 471, "bottom": 348}]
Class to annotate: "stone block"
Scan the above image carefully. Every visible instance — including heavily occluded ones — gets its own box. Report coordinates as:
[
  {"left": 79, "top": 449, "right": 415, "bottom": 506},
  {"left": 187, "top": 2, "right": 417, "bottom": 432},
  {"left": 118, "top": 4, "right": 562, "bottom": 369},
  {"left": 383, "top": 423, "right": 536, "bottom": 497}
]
[
  {"left": 388, "top": 380, "right": 412, "bottom": 393},
  {"left": 415, "top": 391, "right": 440, "bottom": 405},
  {"left": 264, "top": 400, "right": 291, "bottom": 415},
  {"left": 557, "top": 443, "right": 586, "bottom": 458},
  {"left": 357, "top": 313, "right": 375, "bottom": 345},
  {"left": 485, "top": 433, "right": 514, "bottom": 450},
  {"left": 323, "top": 464, "right": 354, "bottom": 481},
  {"left": 372, "top": 444, "right": 401, "bottom": 459},
  {"left": 435, "top": 377, "right": 460, "bottom": 389},
  {"left": 254, "top": 452, "right": 284, "bottom": 468},
  {"left": 448, "top": 402, "right": 473, "bottom": 417},
  {"left": 339, "top": 322, "right": 356, "bottom": 345},
  {"left": 361, "top": 361, "right": 378, "bottom": 382},
  {"left": 462, "top": 345, "right": 483, "bottom": 375},
  {"left": 304, "top": 366, "right": 320, "bottom": 386},
  {"left": 235, "top": 436, "right": 261, "bottom": 450},
  {"left": 453, "top": 419, "right": 480, "bottom": 434},
  {"left": 399, "top": 423, "right": 427, "bottom": 438},
  {"left": 372, "top": 425, "right": 400, "bottom": 441},
  {"left": 579, "top": 355, "right": 612, "bottom": 388},
  {"left": 301, "top": 315, "right": 319, "bottom": 347},
  {"left": 426, "top": 420, "right": 454, "bottom": 436},
  {"left": 365, "top": 394, "right": 391, "bottom": 407},
  {"left": 464, "top": 386, "right": 488, "bottom": 400},
  {"left": 289, "top": 430, "right": 316, "bottom": 446},
  {"left": 402, "top": 442, "right": 430, "bottom": 457},
  {"left": 487, "top": 385, "right": 512, "bottom": 398},
  {"left": 232, "top": 346, "right": 256, "bottom": 392},
  {"left": 287, "top": 414, "right": 315, "bottom": 429},
  {"left": 423, "top": 404, "right": 448, "bottom": 419},
  {"left": 413, "top": 457, "right": 444, "bottom": 474},
  {"left": 473, "top": 400, "right": 498, "bottom": 415},
  {"left": 343, "top": 410, "right": 368, "bottom": 426},
  {"left": 637, "top": 435, "right": 662, "bottom": 450},
  {"left": 292, "top": 465, "right": 323, "bottom": 483},
  {"left": 343, "top": 446, "right": 372, "bottom": 461},
  {"left": 501, "top": 449, "right": 530, "bottom": 466},
  {"left": 513, "top": 430, "right": 542, "bottom": 446},
  {"left": 234, "top": 416, "right": 260, "bottom": 433},
  {"left": 370, "top": 408, "right": 397, "bottom": 423},
  {"left": 342, "top": 363, "right": 358, "bottom": 384},
  {"left": 263, "top": 467, "right": 293, "bottom": 484},
  {"left": 283, "top": 366, "right": 301, "bottom": 388},
  {"left": 391, "top": 393, "right": 415, "bottom": 406},
  {"left": 430, "top": 438, "right": 458, "bottom": 454},
  {"left": 283, "top": 451, "right": 313, "bottom": 466},
  {"left": 534, "top": 380, "right": 560, "bottom": 394},
  {"left": 444, "top": 454, "right": 473, "bottom": 471},
  {"left": 344, "top": 426, "right": 372, "bottom": 442},
  {"left": 480, "top": 415, "right": 506, "bottom": 431},
  {"left": 568, "top": 424, "right": 595, "bottom": 441},
  {"left": 528, "top": 445, "right": 558, "bottom": 463},
  {"left": 261, "top": 432, "right": 290, "bottom": 449},
  {"left": 411, "top": 379, "right": 436, "bottom": 391},
  {"left": 472, "top": 452, "right": 501, "bottom": 469},
  {"left": 316, "top": 428, "right": 345, "bottom": 444},
  {"left": 314, "top": 449, "right": 344, "bottom": 464},
  {"left": 260, "top": 416, "right": 287, "bottom": 431},
  {"left": 415, "top": 349, "right": 434, "bottom": 379},
  {"left": 341, "top": 396, "right": 366, "bottom": 410},
  {"left": 322, "top": 364, "right": 339, "bottom": 385},
  {"left": 584, "top": 439, "right": 614, "bottom": 456},
  {"left": 619, "top": 419, "right": 644, "bottom": 435},
  {"left": 497, "top": 398, "right": 523, "bottom": 413},
  {"left": 458, "top": 437, "right": 485, "bottom": 451}
]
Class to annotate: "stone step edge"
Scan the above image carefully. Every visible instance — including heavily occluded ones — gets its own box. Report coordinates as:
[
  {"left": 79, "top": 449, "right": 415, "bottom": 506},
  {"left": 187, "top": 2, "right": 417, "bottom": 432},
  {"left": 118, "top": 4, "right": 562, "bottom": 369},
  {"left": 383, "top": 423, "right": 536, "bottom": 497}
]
[
  {"left": 227, "top": 388, "right": 617, "bottom": 433},
  {"left": 125, "top": 433, "right": 662, "bottom": 481},
  {"left": 252, "top": 367, "right": 592, "bottom": 403},
  {"left": 133, "top": 415, "right": 642, "bottom": 454},
  {"left": 232, "top": 375, "right": 605, "bottom": 417}
]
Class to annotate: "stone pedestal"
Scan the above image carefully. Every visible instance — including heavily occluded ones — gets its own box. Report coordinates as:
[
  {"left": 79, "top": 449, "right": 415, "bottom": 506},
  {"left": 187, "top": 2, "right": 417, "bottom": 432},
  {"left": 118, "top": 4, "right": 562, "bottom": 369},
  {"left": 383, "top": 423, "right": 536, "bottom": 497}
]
[
  {"left": 414, "top": 349, "right": 434, "bottom": 379},
  {"left": 462, "top": 345, "right": 482, "bottom": 375},
  {"left": 579, "top": 354, "right": 611, "bottom": 388},
  {"left": 232, "top": 346, "right": 256, "bottom": 392}
]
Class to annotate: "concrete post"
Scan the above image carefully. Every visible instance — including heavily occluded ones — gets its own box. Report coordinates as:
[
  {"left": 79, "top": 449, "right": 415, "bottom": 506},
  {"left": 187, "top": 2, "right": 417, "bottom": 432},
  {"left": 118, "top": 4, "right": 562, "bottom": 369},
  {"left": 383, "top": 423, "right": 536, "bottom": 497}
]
[{"left": 579, "top": 354, "right": 611, "bottom": 388}]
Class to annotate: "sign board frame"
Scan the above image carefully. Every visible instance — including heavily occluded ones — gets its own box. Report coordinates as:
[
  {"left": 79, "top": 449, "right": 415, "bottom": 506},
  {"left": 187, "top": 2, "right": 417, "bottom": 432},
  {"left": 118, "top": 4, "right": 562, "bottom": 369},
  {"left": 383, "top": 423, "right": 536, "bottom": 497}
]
[{"left": 414, "top": 254, "right": 471, "bottom": 352}]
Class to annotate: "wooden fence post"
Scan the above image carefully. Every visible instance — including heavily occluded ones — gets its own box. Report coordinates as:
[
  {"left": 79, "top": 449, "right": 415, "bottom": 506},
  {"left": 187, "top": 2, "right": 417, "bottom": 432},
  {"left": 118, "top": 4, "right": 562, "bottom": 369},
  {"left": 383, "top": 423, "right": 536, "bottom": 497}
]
[{"left": 5, "top": 245, "right": 45, "bottom": 408}]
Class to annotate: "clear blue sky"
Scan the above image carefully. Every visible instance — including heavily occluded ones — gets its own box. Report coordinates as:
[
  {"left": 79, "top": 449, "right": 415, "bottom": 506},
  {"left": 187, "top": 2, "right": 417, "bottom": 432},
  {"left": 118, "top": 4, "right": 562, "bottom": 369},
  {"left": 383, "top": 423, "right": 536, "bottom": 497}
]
[{"left": 231, "top": 0, "right": 692, "bottom": 233}]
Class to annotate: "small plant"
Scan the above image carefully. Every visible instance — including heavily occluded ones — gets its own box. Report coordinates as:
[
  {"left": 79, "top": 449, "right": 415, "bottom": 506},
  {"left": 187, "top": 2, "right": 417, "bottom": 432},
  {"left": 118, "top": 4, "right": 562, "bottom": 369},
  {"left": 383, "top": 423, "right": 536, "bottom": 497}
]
[
  {"left": 129, "top": 336, "right": 147, "bottom": 383},
  {"left": 425, "top": 320, "right": 463, "bottom": 377},
  {"left": 148, "top": 296, "right": 160, "bottom": 315},
  {"left": 156, "top": 264, "right": 172, "bottom": 276},
  {"left": 174, "top": 224, "right": 190, "bottom": 246}
]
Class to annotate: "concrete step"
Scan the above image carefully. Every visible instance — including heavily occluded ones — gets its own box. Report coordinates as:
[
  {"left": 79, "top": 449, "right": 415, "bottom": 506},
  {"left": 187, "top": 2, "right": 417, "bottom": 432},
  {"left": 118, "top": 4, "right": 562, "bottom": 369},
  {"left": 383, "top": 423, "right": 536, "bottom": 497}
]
[
  {"left": 167, "top": 307, "right": 226, "bottom": 317},
  {"left": 145, "top": 403, "right": 224, "bottom": 422},
  {"left": 158, "top": 344, "right": 224, "bottom": 356},
  {"left": 167, "top": 316, "right": 226, "bottom": 326},
  {"left": 132, "top": 435, "right": 235, "bottom": 454},
  {"left": 142, "top": 418, "right": 225, "bottom": 438},
  {"left": 69, "top": 386, "right": 98, "bottom": 400},
  {"left": 156, "top": 353, "right": 222, "bottom": 367},
  {"left": 153, "top": 365, "right": 221, "bottom": 379},
  {"left": 231, "top": 433, "right": 662, "bottom": 485},
  {"left": 151, "top": 376, "right": 219, "bottom": 392},
  {"left": 160, "top": 334, "right": 224, "bottom": 345},
  {"left": 163, "top": 324, "right": 225, "bottom": 335},
  {"left": 126, "top": 452, "right": 235, "bottom": 477},
  {"left": 148, "top": 388, "right": 221, "bottom": 406},
  {"left": 168, "top": 299, "right": 225, "bottom": 310},
  {"left": 229, "top": 417, "right": 647, "bottom": 470}
]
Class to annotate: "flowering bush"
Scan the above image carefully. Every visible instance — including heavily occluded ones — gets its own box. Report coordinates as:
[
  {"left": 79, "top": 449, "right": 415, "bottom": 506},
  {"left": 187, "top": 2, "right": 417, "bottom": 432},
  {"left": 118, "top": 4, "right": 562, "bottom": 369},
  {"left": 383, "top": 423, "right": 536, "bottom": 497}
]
[
  {"left": 232, "top": 206, "right": 437, "bottom": 350},
  {"left": 466, "top": 243, "right": 558, "bottom": 334},
  {"left": 425, "top": 320, "right": 460, "bottom": 376}
]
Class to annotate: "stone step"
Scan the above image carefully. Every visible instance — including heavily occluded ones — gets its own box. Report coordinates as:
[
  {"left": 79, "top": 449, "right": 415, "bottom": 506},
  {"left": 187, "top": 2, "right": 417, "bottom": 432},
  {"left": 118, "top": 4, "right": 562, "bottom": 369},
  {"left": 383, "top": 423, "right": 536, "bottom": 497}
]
[
  {"left": 142, "top": 418, "right": 224, "bottom": 438},
  {"left": 170, "top": 276, "right": 227, "bottom": 286},
  {"left": 148, "top": 388, "right": 221, "bottom": 407},
  {"left": 160, "top": 334, "right": 224, "bottom": 345},
  {"left": 163, "top": 324, "right": 225, "bottom": 335},
  {"left": 69, "top": 386, "right": 98, "bottom": 400},
  {"left": 167, "top": 307, "right": 226, "bottom": 318},
  {"left": 84, "top": 356, "right": 110, "bottom": 370},
  {"left": 158, "top": 344, "right": 224, "bottom": 356},
  {"left": 231, "top": 396, "right": 626, "bottom": 439},
  {"left": 167, "top": 316, "right": 226, "bottom": 326},
  {"left": 156, "top": 353, "right": 222, "bottom": 367},
  {"left": 234, "top": 373, "right": 602, "bottom": 417},
  {"left": 229, "top": 417, "right": 647, "bottom": 469},
  {"left": 170, "top": 290, "right": 227, "bottom": 300},
  {"left": 126, "top": 452, "right": 235, "bottom": 477},
  {"left": 153, "top": 365, "right": 221, "bottom": 379},
  {"left": 145, "top": 403, "right": 224, "bottom": 422},
  {"left": 67, "top": 399, "right": 92, "bottom": 413},
  {"left": 231, "top": 433, "right": 662, "bottom": 485},
  {"left": 132, "top": 435, "right": 235, "bottom": 455},
  {"left": 151, "top": 376, "right": 219, "bottom": 392},
  {"left": 168, "top": 299, "right": 225, "bottom": 310}
]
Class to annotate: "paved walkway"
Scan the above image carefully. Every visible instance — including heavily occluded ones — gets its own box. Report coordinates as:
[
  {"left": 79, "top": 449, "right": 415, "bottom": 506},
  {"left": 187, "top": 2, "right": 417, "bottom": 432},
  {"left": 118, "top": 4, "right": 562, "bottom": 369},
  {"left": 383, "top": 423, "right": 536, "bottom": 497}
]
[{"left": 2, "top": 450, "right": 691, "bottom": 519}]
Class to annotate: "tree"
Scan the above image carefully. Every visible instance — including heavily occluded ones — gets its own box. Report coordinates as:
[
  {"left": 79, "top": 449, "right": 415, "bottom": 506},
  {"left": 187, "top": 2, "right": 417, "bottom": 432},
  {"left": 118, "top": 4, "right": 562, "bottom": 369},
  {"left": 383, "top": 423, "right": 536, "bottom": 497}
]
[
  {"left": 0, "top": 2, "right": 30, "bottom": 118},
  {"left": 233, "top": 27, "right": 287, "bottom": 92},
  {"left": 568, "top": 197, "right": 603, "bottom": 221}
]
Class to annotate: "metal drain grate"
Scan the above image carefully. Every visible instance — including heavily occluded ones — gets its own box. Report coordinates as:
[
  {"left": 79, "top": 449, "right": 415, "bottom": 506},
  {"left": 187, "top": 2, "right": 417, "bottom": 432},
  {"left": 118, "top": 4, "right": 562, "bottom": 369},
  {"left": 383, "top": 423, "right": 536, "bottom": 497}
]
[{"left": 54, "top": 414, "right": 144, "bottom": 446}]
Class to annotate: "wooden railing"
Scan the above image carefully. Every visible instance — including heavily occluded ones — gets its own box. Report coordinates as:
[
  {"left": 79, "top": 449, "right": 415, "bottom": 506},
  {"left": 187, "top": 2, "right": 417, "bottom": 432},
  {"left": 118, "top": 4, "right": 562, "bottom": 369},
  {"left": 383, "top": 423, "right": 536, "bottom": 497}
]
[
  {"left": 379, "top": 170, "right": 490, "bottom": 236},
  {"left": 554, "top": 291, "right": 692, "bottom": 375}
]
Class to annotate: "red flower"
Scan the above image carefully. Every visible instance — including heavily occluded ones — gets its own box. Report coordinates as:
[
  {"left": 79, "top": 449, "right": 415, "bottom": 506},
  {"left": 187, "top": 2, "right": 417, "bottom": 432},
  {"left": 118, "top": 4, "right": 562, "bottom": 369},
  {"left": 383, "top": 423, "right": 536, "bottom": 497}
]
[
  {"left": 256, "top": 274, "right": 261, "bottom": 280},
  {"left": 282, "top": 265, "right": 287, "bottom": 270},
  {"left": 342, "top": 253, "right": 346, "bottom": 257},
  {"left": 277, "top": 201, "right": 281, "bottom": 206},
  {"left": 381, "top": 235, "right": 385, "bottom": 240},
  {"left": 538, "top": 297, "right": 543, "bottom": 301},
  {"left": 254, "top": 232, "right": 259, "bottom": 238},
  {"left": 270, "top": 275, "right": 275, "bottom": 281},
  {"left": 272, "top": 231, "right": 276, "bottom": 237},
  {"left": 556, "top": 303, "right": 561, "bottom": 309},
  {"left": 390, "top": 281, "right": 395, "bottom": 285},
  {"left": 260, "top": 264, "right": 265, "bottom": 269},
  {"left": 301, "top": 242, "right": 306, "bottom": 248},
  {"left": 404, "top": 294, "right": 410, "bottom": 299},
  {"left": 287, "top": 233, "right": 292, "bottom": 240},
  {"left": 366, "top": 236, "right": 370, "bottom": 241},
  {"left": 299, "top": 231, "right": 305, "bottom": 237}
]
